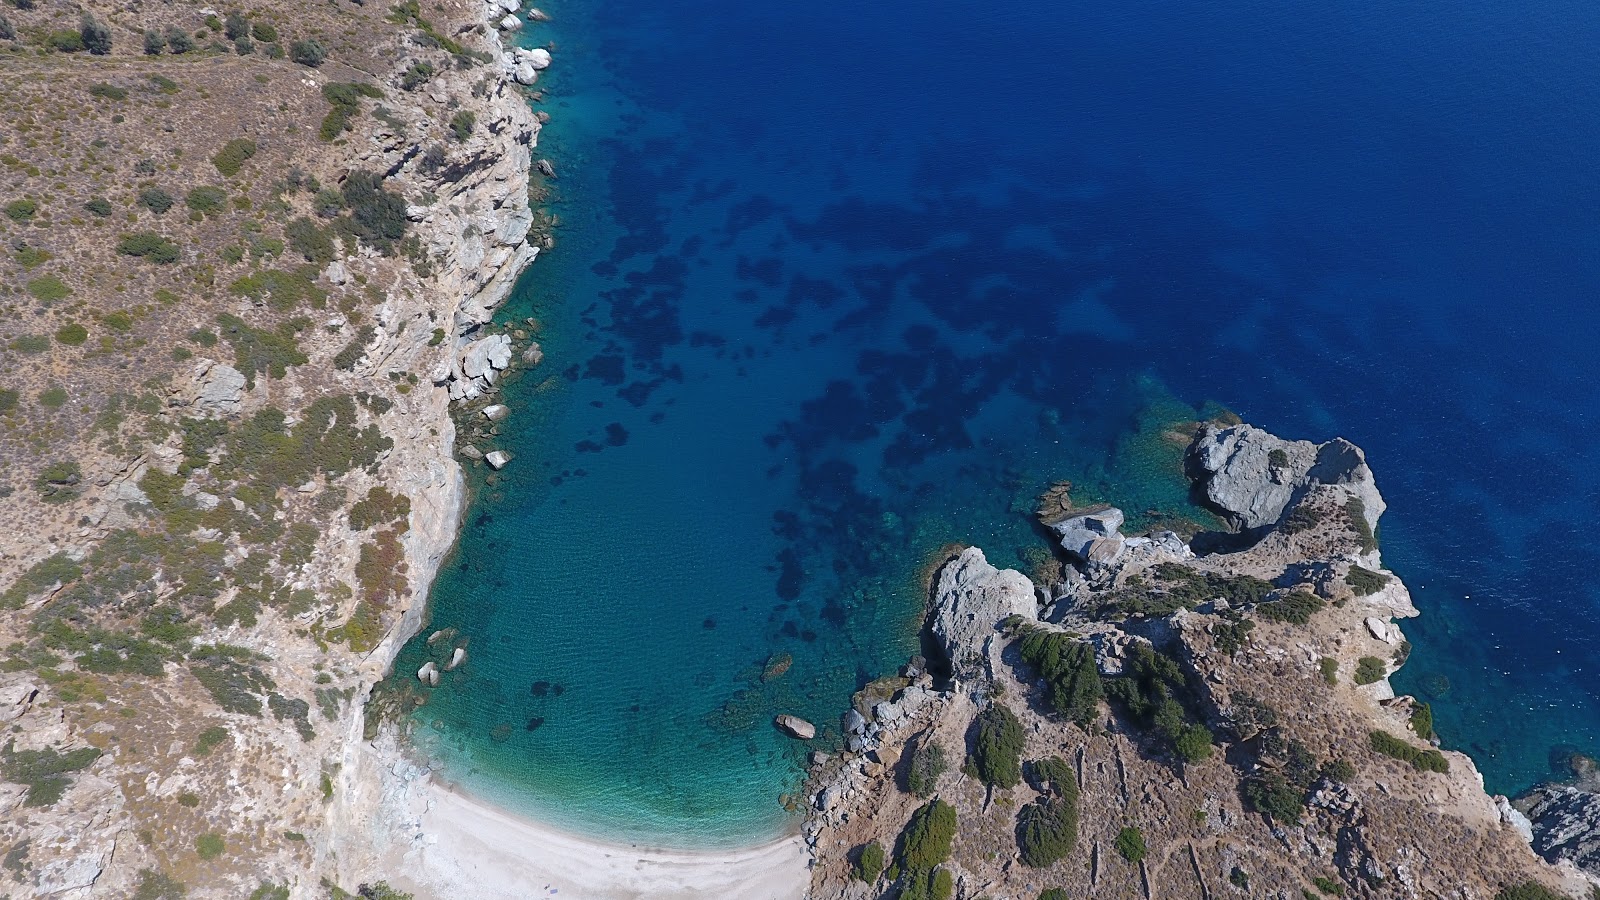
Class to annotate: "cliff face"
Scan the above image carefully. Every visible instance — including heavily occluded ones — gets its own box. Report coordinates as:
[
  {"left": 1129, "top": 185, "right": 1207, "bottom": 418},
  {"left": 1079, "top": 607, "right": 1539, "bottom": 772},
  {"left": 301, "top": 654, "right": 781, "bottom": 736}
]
[
  {"left": 805, "top": 422, "right": 1592, "bottom": 899},
  {"left": 0, "top": 0, "right": 548, "bottom": 894}
]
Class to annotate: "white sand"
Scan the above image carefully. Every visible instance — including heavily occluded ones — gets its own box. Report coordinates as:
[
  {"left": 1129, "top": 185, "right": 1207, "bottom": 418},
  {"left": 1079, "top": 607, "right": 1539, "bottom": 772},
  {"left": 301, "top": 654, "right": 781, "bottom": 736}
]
[{"left": 365, "top": 756, "right": 810, "bottom": 900}]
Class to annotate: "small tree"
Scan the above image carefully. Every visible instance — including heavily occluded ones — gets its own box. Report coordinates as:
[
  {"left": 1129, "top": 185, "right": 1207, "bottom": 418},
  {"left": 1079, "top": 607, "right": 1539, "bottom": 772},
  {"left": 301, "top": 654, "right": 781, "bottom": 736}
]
[
  {"left": 143, "top": 29, "right": 164, "bottom": 54},
  {"left": 972, "top": 703, "right": 1024, "bottom": 789},
  {"left": 290, "top": 39, "right": 327, "bottom": 67},
  {"left": 852, "top": 841, "right": 883, "bottom": 882},
  {"left": 223, "top": 11, "right": 249, "bottom": 41},
  {"left": 448, "top": 110, "right": 476, "bottom": 142},
  {"left": 165, "top": 26, "right": 195, "bottom": 54},
  {"left": 0, "top": 15, "right": 14, "bottom": 41},
  {"left": 80, "top": 14, "right": 111, "bottom": 54},
  {"left": 1114, "top": 826, "right": 1147, "bottom": 864},
  {"left": 906, "top": 740, "right": 947, "bottom": 798}
]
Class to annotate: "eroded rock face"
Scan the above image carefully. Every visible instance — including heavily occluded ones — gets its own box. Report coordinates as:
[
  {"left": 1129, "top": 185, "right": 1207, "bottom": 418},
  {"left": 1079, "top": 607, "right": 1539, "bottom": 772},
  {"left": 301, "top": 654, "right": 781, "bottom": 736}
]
[
  {"left": 930, "top": 547, "right": 1036, "bottom": 679},
  {"left": 179, "top": 359, "right": 247, "bottom": 414},
  {"left": 1523, "top": 785, "right": 1600, "bottom": 876},
  {"left": 1189, "top": 422, "right": 1385, "bottom": 532}
]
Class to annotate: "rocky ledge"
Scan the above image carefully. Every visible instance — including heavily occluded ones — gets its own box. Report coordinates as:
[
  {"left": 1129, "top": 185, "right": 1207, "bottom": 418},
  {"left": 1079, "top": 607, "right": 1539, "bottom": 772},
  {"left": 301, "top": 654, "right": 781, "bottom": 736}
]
[{"left": 804, "top": 420, "right": 1593, "bottom": 899}]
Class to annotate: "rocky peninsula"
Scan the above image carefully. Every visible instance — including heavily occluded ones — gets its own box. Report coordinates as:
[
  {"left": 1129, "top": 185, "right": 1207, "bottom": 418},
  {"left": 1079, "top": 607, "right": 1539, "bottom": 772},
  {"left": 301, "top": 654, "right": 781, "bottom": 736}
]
[{"left": 801, "top": 421, "right": 1598, "bottom": 899}]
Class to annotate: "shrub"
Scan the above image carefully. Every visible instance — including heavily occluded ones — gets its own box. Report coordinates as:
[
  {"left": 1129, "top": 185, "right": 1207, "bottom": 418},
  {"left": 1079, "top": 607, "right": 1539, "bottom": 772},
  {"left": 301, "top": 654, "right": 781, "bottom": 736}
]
[
  {"left": 35, "top": 461, "right": 82, "bottom": 503},
  {"left": 1016, "top": 627, "right": 1104, "bottom": 724},
  {"left": 195, "top": 833, "right": 224, "bottom": 860},
  {"left": 1321, "top": 758, "right": 1356, "bottom": 782},
  {"left": 0, "top": 14, "right": 12, "bottom": 41},
  {"left": 185, "top": 186, "right": 228, "bottom": 216},
  {"left": 339, "top": 170, "right": 408, "bottom": 253},
  {"left": 1346, "top": 497, "right": 1378, "bottom": 552},
  {"left": 1410, "top": 702, "right": 1435, "bottom": 740},
  {"left": 194, "top": 726, "right": 229, "bottom": 756},
  {"left": 4, "top": 198, "right": 36, "bottom": 221},
  {"left": 216, "top": 313, "right": 309, "bottom": 387},
  {"left": 38, "top": 386, "right": 67, "bottom": 407},
  {"left": 164, "top": 27, "right": 195, "bottom": 54},
  {"left": 906, "top": 739, "right": 947, "bottom": 798},
  {"left": 1345, "top": 565, "right": 1388, "bottom": 596},
  {"left": 143, "top": 29, "right": 164, "bottom": 55},
  {"left": 1, "top": 740, "right": 102, "bottom": 807},
  {"left": 229, "top": 267, "right": 326, "bottom": 311},
  {"left": 1017, "top": 789, "right": 1078, "bottom": 867},
  {"left": 320, "top": 82, "right": 383, "bottom": 141},
  {"left": 47, "top": 29, "right": 85, "bottom": 52},
  {"left": 1106, "top": 643, "right": 1213, "bottom": 764},
  {"left": 28, "top": 275, "right": 70, "bottom": 303},
  {"left": 80, "top": 14, "right": 111, "bottom": 54},
  {"left": 1313, "top": 875, "right": 1345, "bottom": 895},
  {"left": 972, "top": 703, "right": 1024, "bottom": 789},
  {"left": 1493, "top": 884, "right": 1567, "bottom": 900},
  {"left": 349, "top": 485, "right": 410, "bottom": 530},
  {"left": 1114, "top": 825, "right": 1146, "bottom": 864},
  {"left": 224, "top": 12, "right": 249, "bottom": 41},
  {"left": 189, "top": 644, "right": 274, "bottom": 716},
  {"left": 1354, "top": 656, "right": 1387, "bottom": 685},
  {"left": 133, "top": 869, "right": 186, "bottom": 900},
  {"left": 1319, "top": 657, "right": 1339, "bottom": 685},
  {"left": 53, "top": 322, "right": 87, "bottom": 345},
  {"left": 1040, "top": 892, "right": 1068, "bottom": 900},
  {"left": 139, "top": 188, "right": 175, "bottom": 214},
  {"left": 401, "top": 61, "right": 435, "bottom": 90},
  {"left": 10, "top": 334, "right": 49, "bottom": 353},
  {"left": 290, "top": 39, "right": 327, "bottom": 67},
  {"left": 448, "top": 110, "right": 476, "bottom": 142},
  {"left": 149, "top": 74, "right": 180, "bottom": 95},
  {"left": 1243, "top": 771, "right": 1303, "bottom": 823},
  {"left": 89, "top": 82, "right": 127, "bottom": 101},
  {"left": 85, "top": 197, "right": 113, "bottom": 217},
  {"left": 251, "top": 21, "right": 278, "bottom": 42},
  {"left": 212, "top": 138, "right": 257, "bottom": 176},
  {"left": 19, "top": 245, "right": 56, "bottom": 267},
  {"left": 287, "top": 217, "right": 336, "bottom": 263},
  {"left": 0, "top": 389, "right": 16, "bottom": 414},
  {"left": 1254, "top": 590, "right": 1325, "bottom": 625},
  {"left": 1369, "top": 730, "right": 1449, "bottom": 773},
  {"left": 895, "top": 800, "right": 956, "bottom": 892},
  {"left": 234, "top": 34, "right": 255, "bottom": 54},
  {"left": 852, "top": 841, "right": 883, "bottom": 882},
  {"left": 117, "top": 232, "right": 181, "bottom": 263}
]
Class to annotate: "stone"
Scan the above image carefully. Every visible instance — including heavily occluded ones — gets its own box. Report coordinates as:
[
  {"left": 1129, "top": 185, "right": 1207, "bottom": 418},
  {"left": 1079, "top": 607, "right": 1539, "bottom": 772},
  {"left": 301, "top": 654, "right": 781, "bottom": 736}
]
[
  {"left": 536, "top": 159, "right": 557, "bottom": 178},
  {"left": 190, "top": 361, "right": 246, "bottom": 414},
  {"left": 774, "top": 714, "right": 816, "bottom": 740},
  {"left": 1496, "top": 795, "right": 1535, "bottom": 844},
  {"left": 1365, "top": 616, "right": 1402, "bottom": 645},
  {"left": 512, "top": 63, "right": 539, "bottom": 86},
  {"left": 1523, "top": 785, "right": 1600, "bottom": 876},
  {"left": 524, "top": 47, "right": 551, "bottom": 69},
  {"left": 842, "top": 709, "right": 867, "bottom": 734},
  {"left": 1052, "top": 507, "right": 1126, "bottom": 569},
  {"left": 482, "top": 404, "right": 510, "bottom": 422},
  {"left": 522, "top": 342, "right": 544, "bottom": 365},
  {"left": 458, "top": 444, "right": 484, "bottom": 461},
  {"left": 417, "top": 662, "right": 440, "bottom": 686},
  {"left": 498, "top": 13, "right": 522, "bottom": 30},
  {"left": 484, "top": 450, "right": 512, "bottom": 470},
  {"left": 931, "top": 547, "right": 1037, "bottom": 678},
  {"left": 526, "top": 6, "right": 550, "bottom": 19},
  {"left": 445, "top": 647, "right": 466, "bottom": 671},
  {"left": 461, "top": 334, "right": 513, "bottom": 380},
  {"left": 1189, "top": 422, "right": 1386, "bottom": 533},
  {"left": 323, "top": 260, "right": 350, "bottom": 285}
]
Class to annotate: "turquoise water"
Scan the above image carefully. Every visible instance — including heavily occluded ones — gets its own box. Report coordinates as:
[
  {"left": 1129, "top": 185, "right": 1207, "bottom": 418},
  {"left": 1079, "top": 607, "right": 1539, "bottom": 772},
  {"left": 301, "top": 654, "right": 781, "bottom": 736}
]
[{"left": 392, "top": 0, "right": 1600, "bottom": 847}]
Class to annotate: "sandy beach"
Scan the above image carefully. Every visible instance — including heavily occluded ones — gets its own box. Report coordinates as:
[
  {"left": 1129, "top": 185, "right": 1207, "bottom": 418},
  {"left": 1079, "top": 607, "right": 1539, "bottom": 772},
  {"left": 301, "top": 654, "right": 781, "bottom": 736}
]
[{"left": 337, "top": 727, "right": 810, "bottom": 900}]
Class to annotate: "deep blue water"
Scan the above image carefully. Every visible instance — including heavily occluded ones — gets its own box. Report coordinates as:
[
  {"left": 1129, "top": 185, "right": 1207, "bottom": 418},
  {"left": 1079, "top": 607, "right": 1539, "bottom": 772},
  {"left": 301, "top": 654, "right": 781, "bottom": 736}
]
[{"left": 396, "top": 0, "right": 1600, "bottom": 845}]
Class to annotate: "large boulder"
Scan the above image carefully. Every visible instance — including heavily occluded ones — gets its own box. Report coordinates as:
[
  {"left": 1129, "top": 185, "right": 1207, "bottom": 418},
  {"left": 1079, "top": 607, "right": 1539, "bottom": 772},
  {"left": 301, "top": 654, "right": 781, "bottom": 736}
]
[
  {"left": 1188, "top": 422, "right": 1385, "bottom": 532},
  {"left": 774, "top": 714, "right": 815, "bottom": 740},
  {"left": 931, "top": 547, "right": 1037, "bottom": 679},
  {"left": 1522, "top": 785, "right": 1600, "bottom": 877},
  {"left": 1052, "top": 507, "right": 1126, "bottom": 567}
]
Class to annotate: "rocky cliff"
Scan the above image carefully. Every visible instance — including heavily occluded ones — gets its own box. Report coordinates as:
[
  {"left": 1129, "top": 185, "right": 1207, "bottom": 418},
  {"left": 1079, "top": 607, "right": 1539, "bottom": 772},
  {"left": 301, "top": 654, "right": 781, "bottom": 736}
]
[{"left": 804, "top": 421, "right": 1593, "bottom": 899}]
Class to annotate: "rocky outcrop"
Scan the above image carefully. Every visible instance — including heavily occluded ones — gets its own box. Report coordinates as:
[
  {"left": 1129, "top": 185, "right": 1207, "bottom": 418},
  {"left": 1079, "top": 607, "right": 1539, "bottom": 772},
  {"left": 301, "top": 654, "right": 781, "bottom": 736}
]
[
  {"left": 1188, "top": 422, "right": 1385, "bottom": 532},
  {"left": 1052, "top": 507, "right": 1126, "bottom": 567},
  {"left": 929, "top": 547, "right": 1036, "bottom": 679},
  {"left": 175, "top": 358, "right": 246, "bottom": 414},
  {"left": 449, "top": 333, "right": 514, "bottom": 401},
  {"left": 775, "top": 715, "right": 816, "bottom": 740},
  {"left": 1522, "top": 785, "right": 1600, "bottom": 877}
]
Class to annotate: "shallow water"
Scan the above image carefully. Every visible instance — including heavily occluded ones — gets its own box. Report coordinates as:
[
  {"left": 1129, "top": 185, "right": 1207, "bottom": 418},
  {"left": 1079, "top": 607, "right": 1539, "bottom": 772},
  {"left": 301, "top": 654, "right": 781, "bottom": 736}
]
[{"left": 393, "top": 0, "right": 1600, "bottom": 845}]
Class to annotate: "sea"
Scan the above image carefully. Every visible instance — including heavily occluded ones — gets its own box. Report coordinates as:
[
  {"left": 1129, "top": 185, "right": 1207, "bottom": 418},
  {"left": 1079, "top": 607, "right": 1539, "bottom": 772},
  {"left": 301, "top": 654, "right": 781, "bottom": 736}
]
[{"left": 389, "top": 0, "right": 1600, "bottom": 847}]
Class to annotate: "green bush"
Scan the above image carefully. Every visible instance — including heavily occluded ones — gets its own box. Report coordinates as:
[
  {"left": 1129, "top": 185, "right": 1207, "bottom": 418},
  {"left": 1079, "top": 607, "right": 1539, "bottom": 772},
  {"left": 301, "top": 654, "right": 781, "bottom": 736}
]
[
  {"left": 852, "top": 841, "right": 883, "bottom": 882},
  {"left": 47, "top": 29, "right": 85, "bottom": 52},
  {"left": 1346, "top": 497, "right": 1378, "bottom": 552},
  {"left": 16, "top": 245, "right": 48, "bottom": 268},
  {"left": 906, "top": 739, "right": 947, "bottom": 798},
  {"left": 0, "top": 389, "right": 16, "bottom": 415},
  {"left": 28, "top": 275, "right": 70, "bottom": 303},
  {"left": 339, "top": 169, "right": 408, "bottom": 254},
  {"left": 972, "top": 703, "right": 1024, "bottom": 788},
  {"left": 4, "top": 198, "right": 36, "bottom": 221},
  {"left": 1017, "top": 627, "right": 1104, "bottom": 724},
  {"left": 1114, "top": 564, "right": 1274, "bottom": 617},
  {"left": 185, "top": 186, "right": 228, "bottom": 216},
  {"left": 1106, "top": 643, "right": 1214, "bottom": 764},
  {"left": 117, "top": 232, "right": 180, "bottom": 263},
  {"left": 1319, "top": 657, "right": 1339, "bottom": 685},
  {"left": 1312, "top": 875, "right": 1345, "bottom": 896},
  {"left": 133, "top": 869, "right": 186, "bottom": 900},
  {"left": 1353, "top": 656, "right": 1387, "bottom": 685},
  {"left": 249, "top": 883, "right": 290, "bottom": 900},
  {"left": 228, "top": 267, "right": 326, "bottom": 311},
  {"left": 448, "top": 109, "right": 476, "bottom": 142},
  {"left": 401, "top": 61, "right": 435, "bottom": 91},
  {"left": 1114, "top": 825, "right": 1146, "bottom": 864},
  {"left": 1254, "top": 590, "right": 1325, "bottom": 625},
  {"left": 88, "top": 82, "right": 127, "bottom": 101},
  {"left": 0, "top": 14, "right": 12, "bottom": 41},
  {"left": 1039, "top": 892, "right": 1068, "bottom": 900},
  {"left": 212, "top": 138, "right": 258, "bottom": 176},
  {"left": 143, "top": 29, "right": 165, "bottom": 55},
  {"left": 188, "top": 644, "right": 274, "bottom": 716},
  {"left": 1321, "top": 758, "right": 1356, "bottom": 782},
  {"left": 348, "top": 486, "right": 411, "bottom": 530},
  {"left": 286, "top": 216, "right": 336, "bottom": 262},
  {"left": 84, "top": 197, "right": 113, "bottom": 217},
  {"left": 1243, "top": 771, "right": 1303, "bottom": 823},
  {"left": 1493, "top": 884, "right": 1569, "bottom": 900},
  {"left": 165, "top": 27, "right": 195, "bottom": 54},
  {"left": 195, "top": 833, "right": 223, "bottom": 860},
  {"left": 10, "top": 334, "right": 49, "bottom": 353},
  {"left": 216, "top": 313, "right": 309, "bottom": 386},
  {"left": 224, "top": 12, "right": 250, "bottom": 41},
  {"left": 251, "top": 21, "right": 278, "bottom": 42},
  {"left": 139, "top": 187, "right": 174, "bottom": 214},
  {"left": 1017, "top": 786, "right": 1078, "bottom": 867},
  {"left": 38, "top": 386, "right": 67, "bottom": 407},
  {"left": 80, "top": 14, "right": 111, "bottom": 54},
  {"left": 896, "top": 799, "right": 957, "bottom": 874},
  {"left": 1345, "top": 565, "right": 1388, "bottom": 596},
  {"left": 1369, "top": 730, "right": 1449, "bottom": 773},
  {"left": 2, "top": 552, "right": 82, "bottom": 608},
  {"left": 194, "top": 726, "right": 230, "bottom": 756},
  {"left": 1, "top": 740, "right": 101, "bottom": 806},
  {"left": 1410, "top": 702, "right": 1435, "bottom": 740},
  {"left": 54, "top": 322, "right": 87, "bottom": 345},
  {"left": 35, "top": 461, "right": 82, "bottom": 504},
  {"left": 290, "top": 39, "right": 327, "bottom": 66}
]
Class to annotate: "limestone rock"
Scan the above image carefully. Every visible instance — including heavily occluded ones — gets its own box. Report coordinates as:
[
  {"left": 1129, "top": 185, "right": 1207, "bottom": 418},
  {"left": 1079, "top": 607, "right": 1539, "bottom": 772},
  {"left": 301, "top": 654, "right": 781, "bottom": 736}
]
[
  {"left": 445, "top": 647, "right": 466, "bottom": 671},
  {"left": 458, "top": 444, "right": 484, "bottom": 461},
  {"left": 324, "top": 260, "right": 350, "bottom": 285},
  {"left": 1052, "top": 507, "right": 1126, "bottom": 567},
  {"left": 484, "top": 450, "right": 512, "bottom": 470},
  {"left": 513, "top": 63, "right": 539, "bottom": 86},
  {"left": 1365, "top": 616, "right": 1402, "bottom": 645},
  {"left": 775, "top": 714, "right": 816, "bottom": 740},
  {"left": 1496, "top": 795, "right": 1535, "bottom": 844},
  {"left": 498, "top": 13, "right": 522, "bottom": 30},
  {"left": 524, "top": 47, "right": 551, "bottom": 69},
  {"left": 1189, "top": 422, "right": 1386, "bottom": 533},
  {"left": 184, "top": 360, "right": 246, "bottom": 414},
  {"left": 482, "top": 404, "right": 510, "bottom": 422},
  {"left": 461, "top": 334, "right": 513, "bottom": 380},
  {"left": 931, "top": 547, "right": 1037, "bottom": 679},
  {"left": 1523, "top": 785, "right": 1600, "bottom": 876},
  {"left": 417, "top": 662, "right": 439, "bottom": 686}
]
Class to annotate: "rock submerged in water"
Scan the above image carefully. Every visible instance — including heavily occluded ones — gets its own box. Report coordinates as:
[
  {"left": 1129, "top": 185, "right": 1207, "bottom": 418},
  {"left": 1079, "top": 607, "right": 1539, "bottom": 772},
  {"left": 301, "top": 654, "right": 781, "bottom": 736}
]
[
  {"left": 482, "top": 404, "right": 510, "bottom": 422},
  {"left": 417, "top": 661, "right": 440, "bottom": 687},
  {"left": 445, "top": 647, "right": 466, "bottom": 671},
  {"left": 774, "top": 714, "right": 816, "bottom": 740},
  {"left": 762, "top": 652, "right": 793, "bottom": 682},
  {"left": 485, "top": 450, "right": 513, "bottom": 470}
]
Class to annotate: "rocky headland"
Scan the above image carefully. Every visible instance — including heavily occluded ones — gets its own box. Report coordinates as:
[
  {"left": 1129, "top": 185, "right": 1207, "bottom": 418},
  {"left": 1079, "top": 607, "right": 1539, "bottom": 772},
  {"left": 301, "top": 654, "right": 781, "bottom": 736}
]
[{"left": 801, "top": 421, "right": 1597, "bottom": 899}]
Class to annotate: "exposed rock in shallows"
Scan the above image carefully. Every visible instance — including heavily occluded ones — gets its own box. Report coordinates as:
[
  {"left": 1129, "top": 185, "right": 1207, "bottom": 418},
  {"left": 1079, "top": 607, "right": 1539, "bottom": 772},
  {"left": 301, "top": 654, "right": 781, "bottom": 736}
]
[
  {"left": 1188, "top": 422, "right": 1385, "bottom": 532},
  {"left": 484, "top": 450, "right": 512, "bottom": 470},
  {"left": 445, "top": 647, "right": 466, "bottom": 671},
  {"left": 417, "top": 662, "right": 440, "bottom": 686},
  {"left": 775, "top": 714, "right": 816, "bottom": 740},
  {"left": 1052, "top": 507, "right": 1126, "bottom": 567},
  {"left": 931, "top": 547, "right": 1037, "bottom": 679},
  {"left": 482, "top": 404, "right": 510, "bottom": 422}
]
